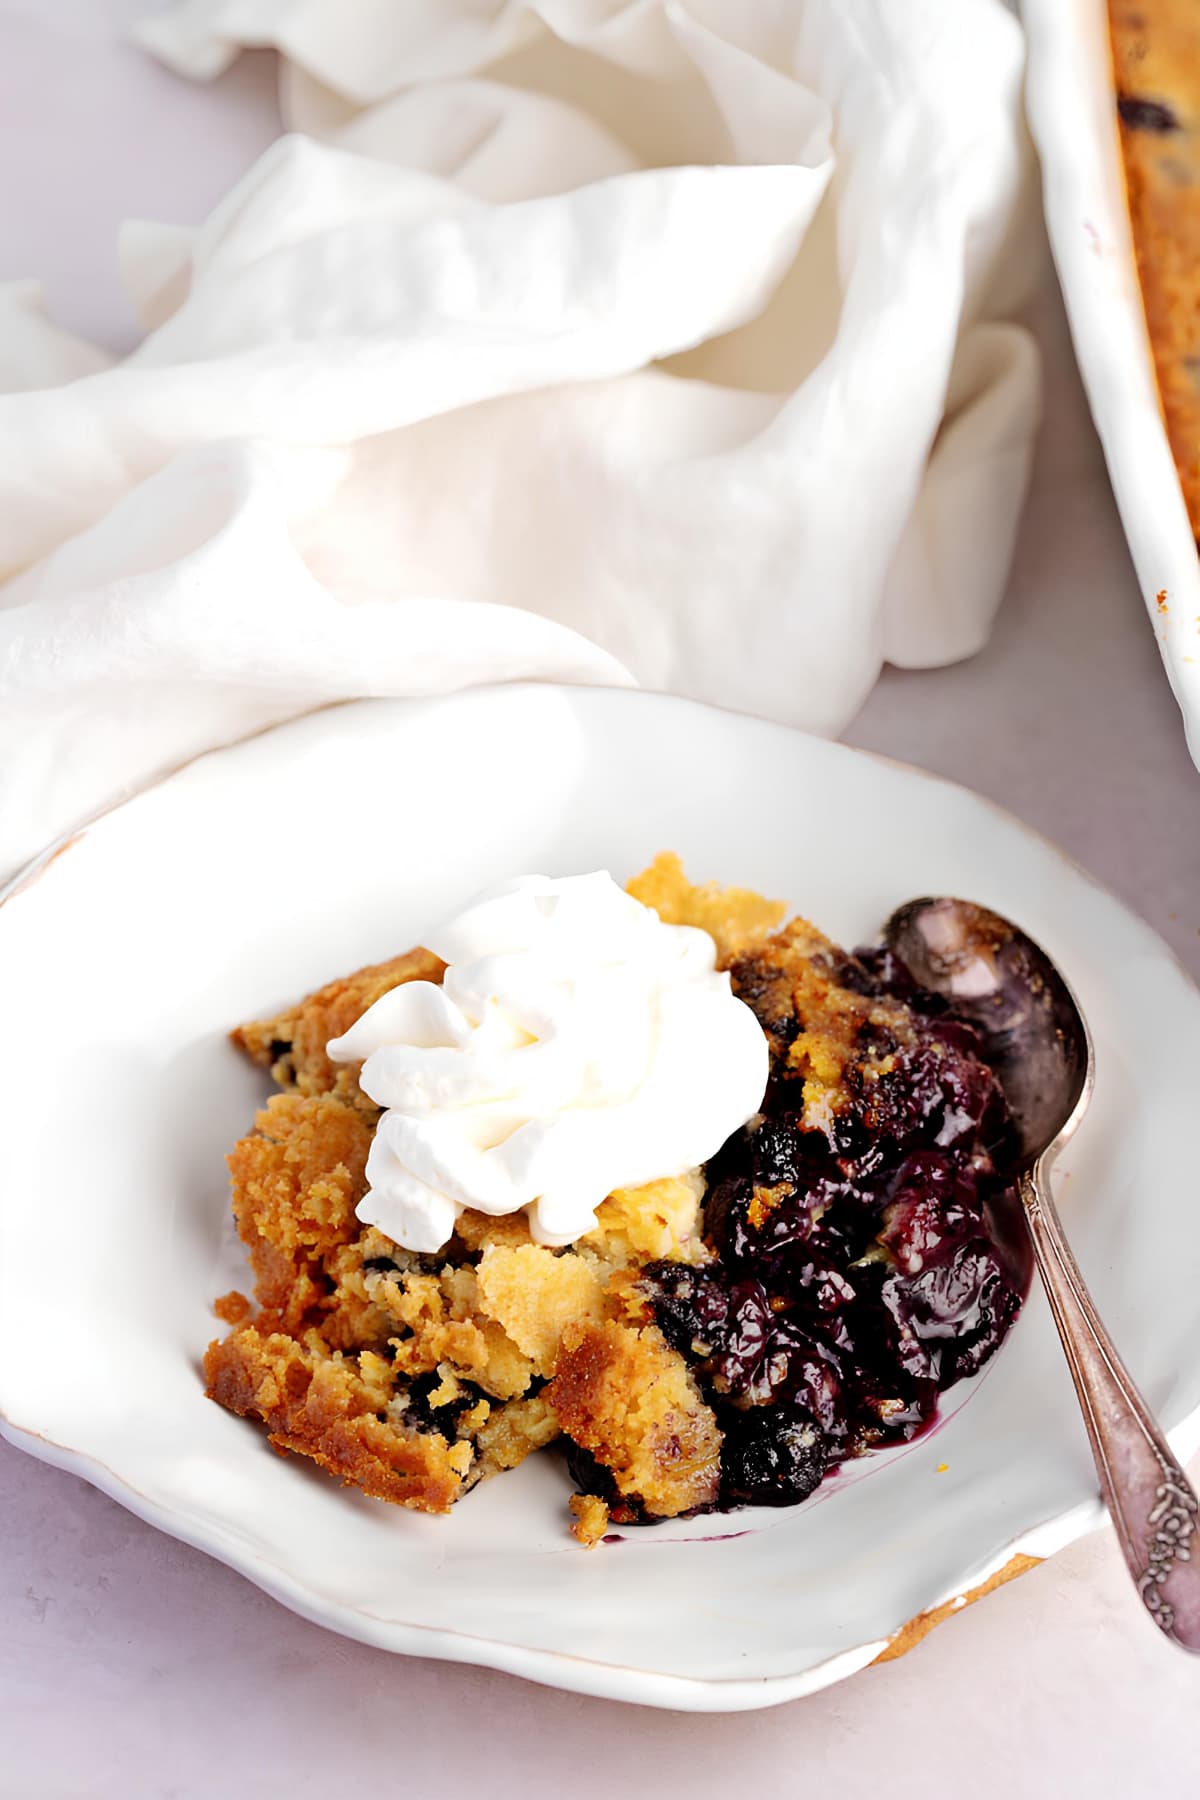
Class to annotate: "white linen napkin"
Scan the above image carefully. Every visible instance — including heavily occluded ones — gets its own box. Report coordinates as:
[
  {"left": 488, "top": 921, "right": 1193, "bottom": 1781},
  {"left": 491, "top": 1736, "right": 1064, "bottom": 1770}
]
[{"left": 0, "top": 0, "right": 1040, "bottom": 884}]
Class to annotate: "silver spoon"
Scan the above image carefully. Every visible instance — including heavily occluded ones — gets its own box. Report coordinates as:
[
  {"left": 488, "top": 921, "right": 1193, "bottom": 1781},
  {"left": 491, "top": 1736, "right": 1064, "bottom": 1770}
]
[{"left": 886, "top": 896, "right": 1200, "bottom": 1651}]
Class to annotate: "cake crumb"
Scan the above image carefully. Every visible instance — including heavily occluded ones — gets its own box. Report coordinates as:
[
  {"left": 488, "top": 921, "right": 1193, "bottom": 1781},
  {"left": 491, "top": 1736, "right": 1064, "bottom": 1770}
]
[
  {"left": 570, "top": 1493, "right": 611, "bottom": 1548},
  {"left": 475, "top": 1244, "right": 606, "bottom": 1373},
  {"left": 214, "top": 1290, "right": 253, "bottom": 1325},
  {"left": 627, "top": 851, "right": 785, "bottom": 960}
]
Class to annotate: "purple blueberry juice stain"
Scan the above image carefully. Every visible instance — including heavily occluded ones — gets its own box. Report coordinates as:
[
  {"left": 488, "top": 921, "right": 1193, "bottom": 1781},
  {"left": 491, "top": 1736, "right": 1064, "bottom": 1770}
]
[{"left": 600, "top": 1529, "right": 754, "bottom": 1545}]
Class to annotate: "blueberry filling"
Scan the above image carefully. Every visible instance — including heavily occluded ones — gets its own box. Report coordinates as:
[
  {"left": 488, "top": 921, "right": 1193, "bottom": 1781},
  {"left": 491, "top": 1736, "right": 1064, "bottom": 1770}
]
[
  {"left": 563, "top": 1443, "right": 648, "bottom": 1525},
  {"left": 1117, "top": 95, "right": 1180, "bottom": 133},
  {"left": 720, "top": 1404, "right": 826, "bottom": 1508},
  {"left": 640, "top": 943, "right": 1029, "bottom": 1514},
  {"left": 398, "top": 1371, "right": 480, "bottom": 1440}
]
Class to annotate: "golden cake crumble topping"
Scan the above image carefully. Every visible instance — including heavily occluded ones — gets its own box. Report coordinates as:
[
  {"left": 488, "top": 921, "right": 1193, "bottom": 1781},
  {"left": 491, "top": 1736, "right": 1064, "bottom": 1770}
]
[{"left": 1109, "top": 1, "right": 1200, "bottom": 539}]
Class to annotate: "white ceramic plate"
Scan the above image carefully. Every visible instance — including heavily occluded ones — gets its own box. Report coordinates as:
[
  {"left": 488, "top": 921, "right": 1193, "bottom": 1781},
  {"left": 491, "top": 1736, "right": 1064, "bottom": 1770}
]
[
  {"left": 3, "top": 685, "right": 1200, "bottom": 1711},
  {"left": 1024, "top": 0, "right": 1200, "bottom": 771}
]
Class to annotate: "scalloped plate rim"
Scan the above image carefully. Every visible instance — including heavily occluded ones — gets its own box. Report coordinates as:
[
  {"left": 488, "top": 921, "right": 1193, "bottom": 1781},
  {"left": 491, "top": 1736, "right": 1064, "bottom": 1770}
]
[{"left": 2, "top": 684, "right": 1199, "bottom": 1711}]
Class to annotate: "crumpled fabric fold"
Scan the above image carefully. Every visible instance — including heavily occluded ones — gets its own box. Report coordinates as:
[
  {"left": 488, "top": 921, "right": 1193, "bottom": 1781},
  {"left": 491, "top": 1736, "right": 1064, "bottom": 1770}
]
[{"left": 0, "top": 0, "right": 1039, "bottom": 882}]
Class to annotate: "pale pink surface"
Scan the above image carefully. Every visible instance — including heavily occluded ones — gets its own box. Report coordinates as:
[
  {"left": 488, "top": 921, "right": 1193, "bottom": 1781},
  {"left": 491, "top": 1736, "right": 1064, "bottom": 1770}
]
[{"left": 2, "top": 4, "right": 1200, "bottom": 1791}]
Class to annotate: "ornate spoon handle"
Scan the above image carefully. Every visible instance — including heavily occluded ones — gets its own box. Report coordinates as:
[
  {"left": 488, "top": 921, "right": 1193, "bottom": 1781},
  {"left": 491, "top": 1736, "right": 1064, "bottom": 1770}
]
[{"left": 1020, "top": 1165, "right": 1200, "bottom": 1650}]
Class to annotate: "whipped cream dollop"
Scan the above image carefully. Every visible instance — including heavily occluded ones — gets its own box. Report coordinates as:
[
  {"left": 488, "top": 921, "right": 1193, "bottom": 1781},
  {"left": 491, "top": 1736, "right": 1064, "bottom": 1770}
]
[{"left": 326, "top": 871, "right": 769, "bottom": 1254}]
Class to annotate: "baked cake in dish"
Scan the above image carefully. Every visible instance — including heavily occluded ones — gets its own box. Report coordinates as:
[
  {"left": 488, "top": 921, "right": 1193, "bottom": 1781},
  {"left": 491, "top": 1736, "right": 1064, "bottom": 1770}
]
[
  {"left": 207, "top": 856, "right": 1026, "bottom": 1545},
  {"left": 1110, "top": 1, "right": 1200, "bottom": 539}
]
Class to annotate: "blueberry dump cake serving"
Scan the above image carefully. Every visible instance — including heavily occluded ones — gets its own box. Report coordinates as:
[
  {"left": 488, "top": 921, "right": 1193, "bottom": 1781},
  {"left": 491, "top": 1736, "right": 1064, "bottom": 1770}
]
[{"left": 207, "top": 856, "right": 1028, "bottom": 1546}]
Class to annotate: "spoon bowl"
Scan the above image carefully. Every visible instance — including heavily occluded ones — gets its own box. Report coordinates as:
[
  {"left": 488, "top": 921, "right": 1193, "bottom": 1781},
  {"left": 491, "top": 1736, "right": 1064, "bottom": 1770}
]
[
  {"left": 885, "top": 896, "right": 1200, "bottom": 1652},
  {"left": 885, "top": 895, "right": 1092, "bottom": 1166}
]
